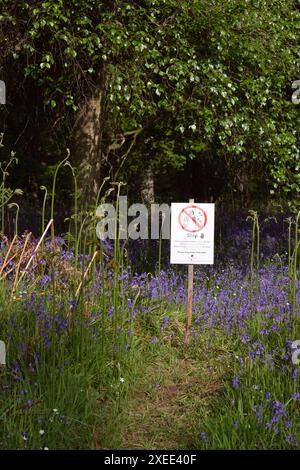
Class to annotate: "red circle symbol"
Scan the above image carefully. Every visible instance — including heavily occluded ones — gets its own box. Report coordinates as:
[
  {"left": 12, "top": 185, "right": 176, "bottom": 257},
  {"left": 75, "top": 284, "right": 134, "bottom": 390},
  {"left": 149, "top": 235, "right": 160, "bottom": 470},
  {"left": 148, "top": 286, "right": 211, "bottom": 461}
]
[{"left": 178, "top": 205, "right": 207, "bottom": 233}]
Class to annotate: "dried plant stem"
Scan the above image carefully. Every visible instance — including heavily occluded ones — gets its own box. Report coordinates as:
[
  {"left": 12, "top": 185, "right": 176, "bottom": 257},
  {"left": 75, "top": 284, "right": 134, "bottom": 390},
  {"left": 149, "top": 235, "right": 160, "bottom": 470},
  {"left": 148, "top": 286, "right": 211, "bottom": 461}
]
[
  {"left": 0, "top": 252, "right": 31, "bottom": 280},
  {"left": 75, "top": 250, "right": 98, "bottom": 298},
  {"left": 0, "top": 234, "right": 17, "bottom": 277},
  {"left": 11, "top": 232, "right": 32, "bottom": 295},
  {"left": 16, "top": 219, "right": 53, "bottom": 287},
  {"left": 0, "top": 252, "right": 20, "bottom": 279}
]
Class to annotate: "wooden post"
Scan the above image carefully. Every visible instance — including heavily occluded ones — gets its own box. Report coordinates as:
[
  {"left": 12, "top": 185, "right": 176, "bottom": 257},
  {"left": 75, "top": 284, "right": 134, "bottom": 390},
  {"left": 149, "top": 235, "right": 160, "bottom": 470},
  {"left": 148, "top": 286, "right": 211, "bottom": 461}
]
[
  {"left": 0, "top": 340, "right": 6, "bottom": 366},
  {"left": 185, "top": 198, "right": 194, "bottom": 346}
]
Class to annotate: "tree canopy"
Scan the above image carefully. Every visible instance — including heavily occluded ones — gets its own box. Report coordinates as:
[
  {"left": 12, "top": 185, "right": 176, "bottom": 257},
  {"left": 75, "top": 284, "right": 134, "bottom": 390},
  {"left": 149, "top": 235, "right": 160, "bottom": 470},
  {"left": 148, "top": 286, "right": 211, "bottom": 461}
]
[{"left": 0, "top": 0, "right": 299, "bottom": 210}]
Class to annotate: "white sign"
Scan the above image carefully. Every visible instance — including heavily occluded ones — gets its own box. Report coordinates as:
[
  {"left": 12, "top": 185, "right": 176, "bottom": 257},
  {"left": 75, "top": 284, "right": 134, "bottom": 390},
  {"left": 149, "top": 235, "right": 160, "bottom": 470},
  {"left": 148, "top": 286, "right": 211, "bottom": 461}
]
[{"left": 170, "top": 203, "right": 215, "bottom": 264}]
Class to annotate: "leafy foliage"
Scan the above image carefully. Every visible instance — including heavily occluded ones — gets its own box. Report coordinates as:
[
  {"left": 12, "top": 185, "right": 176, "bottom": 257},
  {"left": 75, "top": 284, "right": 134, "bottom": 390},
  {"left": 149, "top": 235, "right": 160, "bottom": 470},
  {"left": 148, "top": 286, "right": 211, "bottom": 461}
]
[{"left": 0, "top": 0, "right": 299, "bottom": 207}]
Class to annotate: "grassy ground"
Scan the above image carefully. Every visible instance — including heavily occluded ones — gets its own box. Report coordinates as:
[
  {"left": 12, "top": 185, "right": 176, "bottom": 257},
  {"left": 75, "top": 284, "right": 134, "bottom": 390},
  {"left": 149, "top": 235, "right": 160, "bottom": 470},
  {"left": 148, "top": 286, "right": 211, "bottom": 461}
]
[
  {"left": 1, "top": 221, "right": 300, "bottom": 449},
  {"left": 96, "top": 317, "right": 233, "bottom": 450}
]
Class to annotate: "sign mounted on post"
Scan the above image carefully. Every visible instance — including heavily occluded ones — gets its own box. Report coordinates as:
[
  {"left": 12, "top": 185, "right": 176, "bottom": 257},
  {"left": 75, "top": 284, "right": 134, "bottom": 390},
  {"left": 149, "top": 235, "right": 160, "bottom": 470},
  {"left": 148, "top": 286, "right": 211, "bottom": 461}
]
[
  {"left": 170, "top": 203, "right": 215, "bottom": 265},
  {"left": 170, "top": 201, "right": 215, "bottom": 346}
]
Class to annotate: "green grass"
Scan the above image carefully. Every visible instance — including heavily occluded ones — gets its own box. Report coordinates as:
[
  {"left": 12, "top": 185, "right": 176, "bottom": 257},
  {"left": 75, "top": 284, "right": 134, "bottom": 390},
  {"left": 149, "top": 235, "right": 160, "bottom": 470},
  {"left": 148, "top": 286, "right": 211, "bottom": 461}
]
[
  {"left": 1, "top": 267, "right": 300, "bottom": 450},
  {"left": 95, "top": 316, "right": 234, "bottom": 450},
  {"left": 0, "top": 162, "right": 299, "bottom": 449},
  {"left": 0, "top": 279, "right": 234, "bottom": 450}
]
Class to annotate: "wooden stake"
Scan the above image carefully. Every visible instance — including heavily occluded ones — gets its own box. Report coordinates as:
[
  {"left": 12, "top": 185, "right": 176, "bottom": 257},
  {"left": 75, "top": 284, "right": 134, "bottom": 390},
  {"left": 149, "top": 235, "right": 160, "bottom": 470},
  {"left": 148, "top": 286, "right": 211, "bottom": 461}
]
[{"left": 185, "top": 198, "right": 194, "bottom": 346}]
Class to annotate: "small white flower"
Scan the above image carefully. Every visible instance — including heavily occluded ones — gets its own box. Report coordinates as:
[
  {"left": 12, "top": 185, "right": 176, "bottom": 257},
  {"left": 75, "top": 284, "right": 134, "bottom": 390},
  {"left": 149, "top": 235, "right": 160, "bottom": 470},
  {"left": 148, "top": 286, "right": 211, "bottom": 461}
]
[
  {"left": 39, "top": 430, "right": 45, "bottom": 435},
  {"left": 189, "top": 124, "right": 197, "bottom": 132},
  {"left": 53, "top": 408, "right": 58, "bottom": 414},
  {"left": 43, "top": 447, "right": 49, "bottom": 450},
  {"left": 120, "top": 377, "right": 125, "bottom": 383}
]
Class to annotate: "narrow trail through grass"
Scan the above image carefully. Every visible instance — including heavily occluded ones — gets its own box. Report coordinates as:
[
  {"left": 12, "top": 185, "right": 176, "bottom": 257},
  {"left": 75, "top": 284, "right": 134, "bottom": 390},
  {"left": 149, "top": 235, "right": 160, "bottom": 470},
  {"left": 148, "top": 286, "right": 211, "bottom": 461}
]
[
  {"left": 97, "top": 323, "right": 232, "bottom": 450},
  {"left": 119, "top": 355, "right": 222, "bottom": 449}
]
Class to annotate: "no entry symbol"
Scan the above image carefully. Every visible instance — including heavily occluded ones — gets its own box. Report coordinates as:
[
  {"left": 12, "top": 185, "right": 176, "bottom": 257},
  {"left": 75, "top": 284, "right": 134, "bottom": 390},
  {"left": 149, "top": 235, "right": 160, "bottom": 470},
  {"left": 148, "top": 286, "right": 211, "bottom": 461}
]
[{"left": 178, "top": 205, "right": 207, "bottom": 233}]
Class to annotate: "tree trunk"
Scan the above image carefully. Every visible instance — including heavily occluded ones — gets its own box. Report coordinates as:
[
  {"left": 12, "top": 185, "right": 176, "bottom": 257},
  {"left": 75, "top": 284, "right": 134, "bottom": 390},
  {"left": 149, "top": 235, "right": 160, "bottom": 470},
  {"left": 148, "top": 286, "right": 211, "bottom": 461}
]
[
  {"left": 140, "top": 167, "right": 155, "bottom": 204},
  {"left": 72, "top": 71, "right": 106, "bottom": 207}
]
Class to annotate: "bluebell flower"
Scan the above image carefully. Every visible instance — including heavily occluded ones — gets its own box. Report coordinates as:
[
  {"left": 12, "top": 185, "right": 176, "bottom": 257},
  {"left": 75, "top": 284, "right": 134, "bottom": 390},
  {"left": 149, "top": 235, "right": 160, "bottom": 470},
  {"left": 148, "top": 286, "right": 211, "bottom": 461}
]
[
  {"left": 232, "top": 375, "right": 242, "bottom": 389},
  {"left": 200, "top": 432, "right": 208, "bottom": 442}
]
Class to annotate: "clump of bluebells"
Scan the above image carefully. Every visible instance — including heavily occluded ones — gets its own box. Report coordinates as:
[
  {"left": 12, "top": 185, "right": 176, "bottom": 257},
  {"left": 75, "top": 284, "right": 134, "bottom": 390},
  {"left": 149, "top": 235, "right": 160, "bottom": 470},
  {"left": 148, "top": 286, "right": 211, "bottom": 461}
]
[
  {"left": 194, "top": 250, "right": 300, "bottom": 447},
  {"left": 0, "top": 213, "right": 300, "bottom": 449}
]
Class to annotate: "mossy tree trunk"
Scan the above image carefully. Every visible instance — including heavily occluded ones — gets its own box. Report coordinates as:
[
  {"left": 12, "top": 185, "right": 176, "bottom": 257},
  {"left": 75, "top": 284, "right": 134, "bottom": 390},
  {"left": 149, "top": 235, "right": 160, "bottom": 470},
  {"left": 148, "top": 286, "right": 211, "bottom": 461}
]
[{"left": 72, "top": 70, "right": 107, "bottom": 207}]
